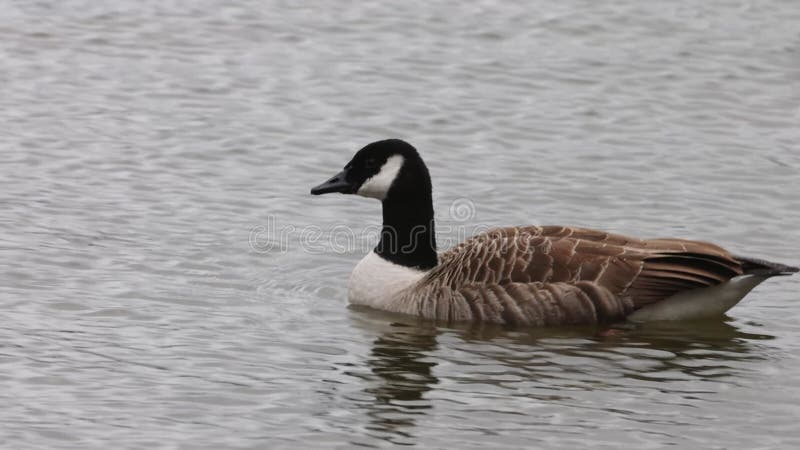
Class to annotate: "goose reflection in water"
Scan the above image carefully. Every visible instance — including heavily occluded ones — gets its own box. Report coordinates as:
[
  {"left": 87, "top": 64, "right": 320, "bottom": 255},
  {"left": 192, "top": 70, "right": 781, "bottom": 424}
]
[
  {"left": 349, "top": 309, "right": 776, "bottom": 445},
  {"left": 456, "top": 318, "right": 775, "bottom": 384},
  {"left": 361, "top": 324, "right": 439, "bottom": 444}
]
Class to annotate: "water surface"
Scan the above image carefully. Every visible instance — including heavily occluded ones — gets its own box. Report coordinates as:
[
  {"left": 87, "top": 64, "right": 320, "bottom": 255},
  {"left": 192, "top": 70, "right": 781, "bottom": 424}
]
[{"left": 1, "top": 0, "right": 799, "bottom": 448}]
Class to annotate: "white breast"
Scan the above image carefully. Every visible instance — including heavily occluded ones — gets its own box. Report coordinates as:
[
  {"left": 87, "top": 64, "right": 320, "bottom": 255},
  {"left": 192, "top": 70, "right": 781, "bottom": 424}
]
[{"left": 348, "top": 251, "right": 427, "bottom": 311}]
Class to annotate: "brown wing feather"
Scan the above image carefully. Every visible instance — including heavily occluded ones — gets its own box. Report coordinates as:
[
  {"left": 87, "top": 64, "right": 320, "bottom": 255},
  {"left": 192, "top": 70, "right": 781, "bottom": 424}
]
[
  {"left": 410, "top": 281, "right": 635, "bottom": 325},
  {"left": 419, "top": 225, "right": 744, "bottom": 324}
]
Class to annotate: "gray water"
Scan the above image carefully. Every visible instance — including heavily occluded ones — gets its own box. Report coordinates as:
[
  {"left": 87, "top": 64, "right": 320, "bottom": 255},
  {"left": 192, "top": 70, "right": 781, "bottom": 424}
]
[{"left": 1, "top": 0, "right": 799, "bottom": 448}]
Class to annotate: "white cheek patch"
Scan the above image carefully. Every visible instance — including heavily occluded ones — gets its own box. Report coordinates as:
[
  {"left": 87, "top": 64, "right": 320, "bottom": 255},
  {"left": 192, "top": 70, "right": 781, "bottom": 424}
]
[{"left": 357, "top": 154, "right": 404, "bottom": 200}]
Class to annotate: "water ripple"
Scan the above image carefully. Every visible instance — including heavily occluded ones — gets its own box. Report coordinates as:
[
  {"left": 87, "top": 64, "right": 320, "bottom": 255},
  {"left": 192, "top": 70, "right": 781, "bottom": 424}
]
[{"left": 2, "top": 0, "right": 799, "bottom": 448}]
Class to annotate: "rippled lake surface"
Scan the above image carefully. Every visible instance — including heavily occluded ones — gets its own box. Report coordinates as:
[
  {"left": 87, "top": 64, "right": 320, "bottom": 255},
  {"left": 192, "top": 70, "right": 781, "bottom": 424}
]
[{"left": 2, "top": 0, "right": 799, "bottom": 448}]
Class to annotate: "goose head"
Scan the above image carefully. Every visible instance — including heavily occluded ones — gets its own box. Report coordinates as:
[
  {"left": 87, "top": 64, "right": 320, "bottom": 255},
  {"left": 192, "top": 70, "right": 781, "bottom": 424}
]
[{"left": 310, "top": 139, "right": 431, "bottom": 202}]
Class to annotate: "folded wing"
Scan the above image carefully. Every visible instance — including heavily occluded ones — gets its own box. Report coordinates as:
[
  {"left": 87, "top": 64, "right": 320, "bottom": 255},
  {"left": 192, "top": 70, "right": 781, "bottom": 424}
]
[{"left": 412, "top": 226, "right": 745, "bottom": 324}]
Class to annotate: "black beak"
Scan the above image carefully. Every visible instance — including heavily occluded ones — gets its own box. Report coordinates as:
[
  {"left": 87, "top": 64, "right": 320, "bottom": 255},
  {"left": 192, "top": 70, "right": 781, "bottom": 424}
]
[{"left": 310, "top": 168, "right": 357, "bottom": 195}]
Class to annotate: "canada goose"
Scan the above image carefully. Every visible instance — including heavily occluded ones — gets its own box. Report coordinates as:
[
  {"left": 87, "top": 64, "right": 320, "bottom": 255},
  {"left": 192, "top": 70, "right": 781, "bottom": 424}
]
[{"left": 311, "top": 139, "right": 797, "bottom": 326}]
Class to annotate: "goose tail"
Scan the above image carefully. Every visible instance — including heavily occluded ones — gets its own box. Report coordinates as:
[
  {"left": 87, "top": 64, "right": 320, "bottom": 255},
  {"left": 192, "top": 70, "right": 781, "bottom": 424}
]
[{"left": 735, "top": 256, "right": 799, "bottom": 277}]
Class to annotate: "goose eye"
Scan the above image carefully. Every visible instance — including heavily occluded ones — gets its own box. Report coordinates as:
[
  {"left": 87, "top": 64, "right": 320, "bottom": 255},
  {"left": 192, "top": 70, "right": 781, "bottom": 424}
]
[{"left": 364, "top": 158, "right": 378, "bottom": 169}]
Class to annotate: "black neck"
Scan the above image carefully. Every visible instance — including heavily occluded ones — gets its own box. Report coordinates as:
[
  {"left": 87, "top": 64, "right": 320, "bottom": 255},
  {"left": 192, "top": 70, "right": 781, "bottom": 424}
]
[{"left": 375, "top": 194, "right": 438, "bottom": 270}]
